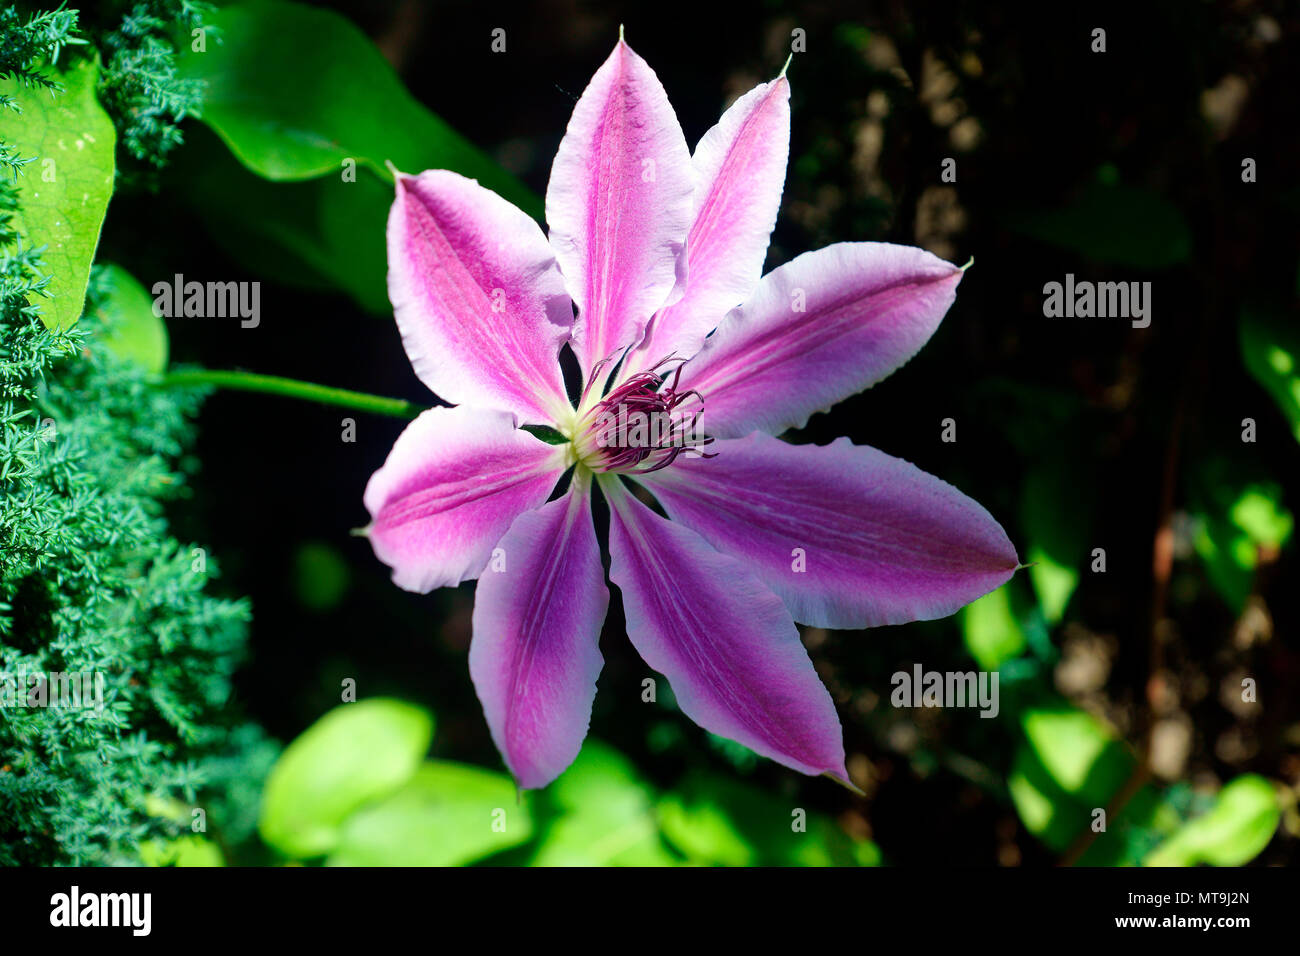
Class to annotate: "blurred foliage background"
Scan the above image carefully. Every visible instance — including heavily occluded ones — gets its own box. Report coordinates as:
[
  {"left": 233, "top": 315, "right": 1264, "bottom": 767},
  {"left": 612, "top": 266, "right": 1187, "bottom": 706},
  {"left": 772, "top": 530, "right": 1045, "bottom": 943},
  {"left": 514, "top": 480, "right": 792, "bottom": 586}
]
[{"left": 3, "top": 0, "right": 1298, "bottom": 865}]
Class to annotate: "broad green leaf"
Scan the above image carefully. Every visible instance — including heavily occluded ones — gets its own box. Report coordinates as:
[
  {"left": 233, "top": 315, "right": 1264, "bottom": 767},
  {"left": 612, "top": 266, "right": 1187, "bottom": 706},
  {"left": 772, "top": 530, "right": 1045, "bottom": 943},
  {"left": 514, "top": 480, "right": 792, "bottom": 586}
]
[
  {"left": 1004, "top": 182, "right": 1190, "bottom": 269},
  {"left": 259, "top": 698, "right": 433, "bottom": 858},
  {"left": 327, "top": 761, "right": 531, "bottom": 866},
  {"left": 1144, "top": 775, "right": 1280, "bottom": 866},
  {"left": 530, "top": 741, "right": 677, "bottom": 867},
  {"left": 92, "top": 264, "right": 168, "bottom": 372},
  {"left": 657, "top": 773, "right": 879, "bottom": 867},
  {"left": 139, "top": 835, "right": 224, "bottom": 867},
  {"left": 961, "top": 585, "right": 1026, "bottom": 670},
  {"left": 171, "top": 124, "right": 390, "bottom": 313},
  {"left": 1240, "top": 307, "right": 1300, "bottom": 443},
  {"left": 176, "top": 0, "right": 538, "bottom": 215},
  {"left": 0, "top": 57, "right": 116, "bottom": 329}
]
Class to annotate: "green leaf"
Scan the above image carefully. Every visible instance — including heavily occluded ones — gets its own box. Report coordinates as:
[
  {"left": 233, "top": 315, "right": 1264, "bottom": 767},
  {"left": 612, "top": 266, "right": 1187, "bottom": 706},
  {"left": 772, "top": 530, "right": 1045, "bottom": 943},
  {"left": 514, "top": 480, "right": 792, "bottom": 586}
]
[
  {"left": 1144, "top": 775, "right": 1280, "bottom": 866},
  {"left": 1240, "top": 307, "right": 1300, "bottom": 443},
  {"left": 92, "top": 264, "right": 168, "bottom": 372},
  {"left": 139, "top": 835, "right": 224, "bottom": 867},
  {"left": 1004, "top": 182, "right": 1190, "bottom": 269},
  {"left": 176, "top": 0, "right": 538, "bottom": 215},
  {"left": 292, "top": 540, "right": 350, "bottom": 611},
  {"left": 961, "top": 585, "right": 1026, "bottom": 670},
  {"left": 657, "top": 773, "right": 879, "bottom": 867},
  {"left": 0, "top": 57, "right": 116, "bottom": 329},
  {"left": 171, "top": 132, "right": 390, "bottom": 314},
  {"left": 1021, "top": 454, "right": 1092, "bottom": 624},
  {"left": 259, "top": 698, "right": 433, "bottom": 858},
  {"left": 327, "top": 761, "right": 532, "bottom": 866},
  {"left": 1190, "top": 457, "right": 1292, "bottom": 612},
  {"left": 1008, "top": 706, "right": 1150, "bottom": 859},
  {"left": 530, "top": 741, "right": 677, "bottom": 866}
]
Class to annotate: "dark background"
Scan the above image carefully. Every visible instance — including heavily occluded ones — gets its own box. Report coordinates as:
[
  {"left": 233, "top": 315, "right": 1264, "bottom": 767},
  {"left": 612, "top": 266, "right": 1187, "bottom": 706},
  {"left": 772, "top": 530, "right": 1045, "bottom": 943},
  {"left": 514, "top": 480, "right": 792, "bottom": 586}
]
[{"left": 99, "top": 0, "right": 1300, "bottom": 864}]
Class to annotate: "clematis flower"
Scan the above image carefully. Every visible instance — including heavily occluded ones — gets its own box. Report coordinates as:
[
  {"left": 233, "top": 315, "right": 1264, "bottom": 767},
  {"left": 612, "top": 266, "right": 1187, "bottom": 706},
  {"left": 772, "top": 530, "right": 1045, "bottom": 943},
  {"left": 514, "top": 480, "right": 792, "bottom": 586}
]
[{"left": 364, "top": 35, "right": 1018, "bottom": 790}]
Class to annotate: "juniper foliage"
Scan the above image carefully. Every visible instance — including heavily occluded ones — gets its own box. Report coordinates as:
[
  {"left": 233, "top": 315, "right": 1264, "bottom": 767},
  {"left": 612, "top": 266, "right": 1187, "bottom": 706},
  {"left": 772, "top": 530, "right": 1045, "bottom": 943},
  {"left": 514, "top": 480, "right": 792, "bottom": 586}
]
[
  {"left": 97, "top": 0, "right": 214, "bottom": 168},
  {"left": 0, "top": 3, "right": 272, "bottom": 866}
]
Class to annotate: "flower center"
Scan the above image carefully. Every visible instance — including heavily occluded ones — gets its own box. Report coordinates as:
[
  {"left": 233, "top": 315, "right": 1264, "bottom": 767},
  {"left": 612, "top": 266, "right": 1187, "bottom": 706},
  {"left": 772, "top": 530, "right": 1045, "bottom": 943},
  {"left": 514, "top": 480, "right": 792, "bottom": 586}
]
[{"left": 570, "top": 355, "right": 714, "bottom": 474}]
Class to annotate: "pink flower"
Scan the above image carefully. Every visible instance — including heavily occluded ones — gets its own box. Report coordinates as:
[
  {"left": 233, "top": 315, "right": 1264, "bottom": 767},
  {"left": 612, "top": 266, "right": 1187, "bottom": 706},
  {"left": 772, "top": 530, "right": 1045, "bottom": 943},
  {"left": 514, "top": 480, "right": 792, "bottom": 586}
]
[{"left": 365, "top": 36, "right": 1018, "bottom": 789}]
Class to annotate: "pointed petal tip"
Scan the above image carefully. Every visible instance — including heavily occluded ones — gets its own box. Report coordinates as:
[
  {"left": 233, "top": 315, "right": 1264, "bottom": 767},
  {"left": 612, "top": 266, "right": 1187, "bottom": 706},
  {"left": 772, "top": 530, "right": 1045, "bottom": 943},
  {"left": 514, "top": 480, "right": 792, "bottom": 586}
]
[
  {"left": 823, "top": 769, "right": 865, "bottom": 797},
  {"left": 778, "top": 53, "right": 793, "bottom": 79}
]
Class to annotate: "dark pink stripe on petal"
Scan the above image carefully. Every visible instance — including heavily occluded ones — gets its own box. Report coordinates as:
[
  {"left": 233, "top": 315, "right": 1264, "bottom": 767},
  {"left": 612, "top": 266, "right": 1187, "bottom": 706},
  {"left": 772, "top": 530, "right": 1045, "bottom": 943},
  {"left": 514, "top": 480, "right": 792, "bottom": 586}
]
[
  {"left": 545, "top": 38, "right": 693, "bottom": 375},
  {"left": 678, "top": 242, "right": 963, "bottom": 438},
  {"left": 388, "top": 170, "right": 572, "bottom": 425},
  {"left": 633, "top": 76, "right": 791, "bottom": 366},
  {"left": 639, "top": 433, "right": 1019, "bottom": 628},
  {"left": 364, "top": 406, "right": 566, "bottom": 592},
  {"left": 603, "top": 477, "right": 847, "bottom": 781},
  {"left": 470, "top": 480, "right": 609, "bottom": 790}
]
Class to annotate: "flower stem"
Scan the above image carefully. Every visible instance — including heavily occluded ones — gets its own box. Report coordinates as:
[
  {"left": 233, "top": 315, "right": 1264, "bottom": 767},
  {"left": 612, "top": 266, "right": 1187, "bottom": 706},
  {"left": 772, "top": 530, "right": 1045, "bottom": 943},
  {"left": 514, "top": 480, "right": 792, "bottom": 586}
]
[{"left": 159, "top": 369, "right": 427, "bottom": 420}]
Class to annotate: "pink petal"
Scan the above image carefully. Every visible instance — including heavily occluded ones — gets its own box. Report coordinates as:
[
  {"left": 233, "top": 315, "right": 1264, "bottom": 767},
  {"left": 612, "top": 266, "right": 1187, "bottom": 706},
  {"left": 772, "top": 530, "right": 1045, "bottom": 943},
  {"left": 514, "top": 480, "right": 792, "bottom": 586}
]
[
  {"left": 677, "top": 243, "right": 964, "bottom": 438},
  {"left": 469, "top": 479, "right": 609, "bottom": 789},
  {"left": 363, "top": 406, "right": 566, "bottom": 592},
  {"left": 630, "top": 76, "right": 790, "bottom": 367},
  {"left": 545, "top": 37, "right": 693, "bottom": 375},
  {"left": 602, "top": 477, "right": 847, "bottom": 781},
  {"left": 638, "top": 433, "right": 1018, "bottom": 628},
  {"left": 388, "top": 169, "right": 573, "bottom": 425}
]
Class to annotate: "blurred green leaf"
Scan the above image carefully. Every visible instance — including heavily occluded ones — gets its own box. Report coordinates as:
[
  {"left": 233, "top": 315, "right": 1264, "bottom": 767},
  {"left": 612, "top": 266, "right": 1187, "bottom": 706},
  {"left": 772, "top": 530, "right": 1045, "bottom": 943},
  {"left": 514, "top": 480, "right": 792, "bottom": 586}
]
[
  {"left": 0, "top": 57, "right": 116, "bottom": 329},
  {"left": 328, "top": 761, "right": 531, "bottom": 866},
  {"left": 293, "top": 540, "right": 350, "bottom": 611},
  {"left": 961, "top": 585, "right": 1026, "bottom": 670},
  {"left": 259, "top": 698, "right": 433, "bottom": 858},
  {"left": 1144, "top": 775, "right": 1280, "bottom": 866},
  {"left": 531, "top": 741, "right": 676, "bottom": 866},
  {"left": 1005, "top": 182, "right": 1190, "bottom": 269},
  {"left": 1009, "top": 706, "right": 1158, "bottom": 861},
  {"left": 657, "top": 773, "right": 879, "bottom": 867},
  {"left": 1240, "top": 307, "right": 1300, "bottom": 443},
  {"left": 1021, "top": 455, "right": 1092, "bottom": 624},
  {"left": 139, "top": 835, "right": 224, "bottom": 867},
  {"left": 92, "top": 264, "right": 168, "bottom": 372},
  {"left": 1190, "top": 458, "right": 1292, "bottom": 612}
]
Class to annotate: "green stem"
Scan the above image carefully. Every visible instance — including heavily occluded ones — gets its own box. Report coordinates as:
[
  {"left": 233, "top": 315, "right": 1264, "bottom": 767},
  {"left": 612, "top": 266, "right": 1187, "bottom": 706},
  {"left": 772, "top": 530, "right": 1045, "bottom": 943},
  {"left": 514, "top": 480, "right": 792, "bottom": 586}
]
[{"left": 159, "top": 369, "right": 426, "bottom": 420}]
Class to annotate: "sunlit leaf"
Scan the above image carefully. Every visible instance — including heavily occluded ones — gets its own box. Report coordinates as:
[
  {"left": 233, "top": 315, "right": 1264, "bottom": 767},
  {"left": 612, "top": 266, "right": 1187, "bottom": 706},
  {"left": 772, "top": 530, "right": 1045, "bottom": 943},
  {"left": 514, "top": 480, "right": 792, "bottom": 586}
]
[
  {"left": 259, "top": 698, "right": 433, "bottom": 858},
  {"left": 1240, "top": 307, "right": 1300, "bottom": 443},
  {"left": 139, "top": 835, "right": 224, "bottom": 867},
  {"left": 1144, "top": 775, "right": 1280, "bottom": 866},
  {"left": 327, "top": 761, "right": 531, "bottom": 866},
  {"left": 0, "top": 57, "right": 116, "bottom": 329},
  {"left": 1008, "top": 706, "right": 1167, "bottom": 862},
  {"left": 530, "top": 741, "right": 676, "bottom": 866},
  {"left": 657, "top": 773, "right": 879, "bottom": 867},
  {"left": 961, "top": 585, "right": 1026, "bottom": 670}
]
